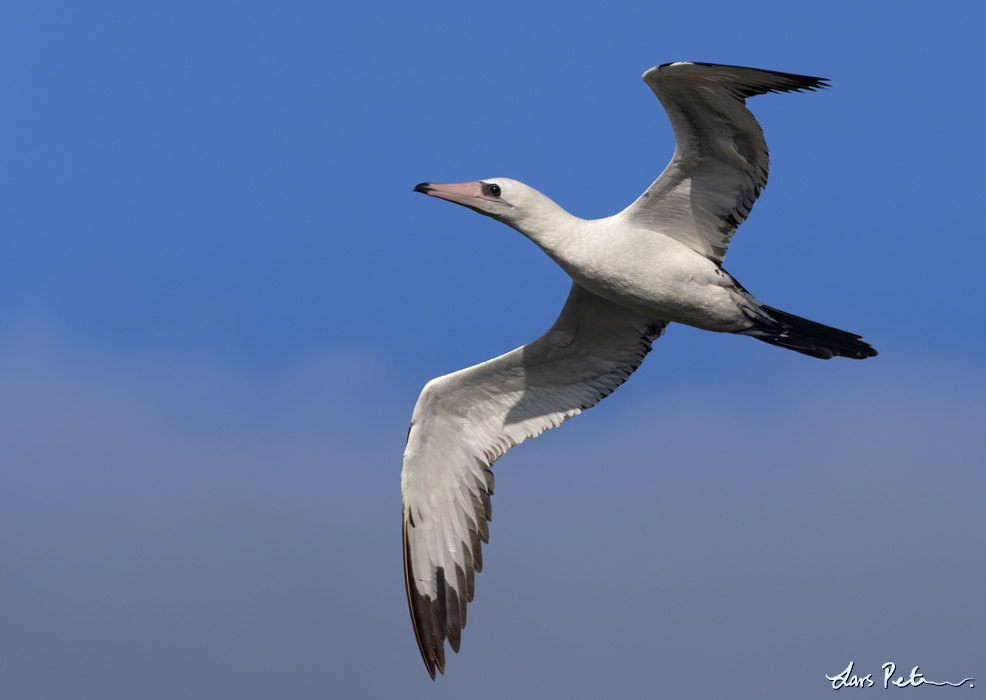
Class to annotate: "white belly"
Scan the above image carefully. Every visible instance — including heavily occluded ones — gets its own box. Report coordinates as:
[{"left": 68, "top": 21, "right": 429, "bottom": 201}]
[{"left": 549, "top": 227, "right": 753, "bottom": 332}]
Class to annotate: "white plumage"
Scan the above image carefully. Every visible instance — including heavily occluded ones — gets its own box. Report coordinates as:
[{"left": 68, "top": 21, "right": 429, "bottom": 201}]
[{"left": 402, "top": 62, "right": 876, "bottom": 679}]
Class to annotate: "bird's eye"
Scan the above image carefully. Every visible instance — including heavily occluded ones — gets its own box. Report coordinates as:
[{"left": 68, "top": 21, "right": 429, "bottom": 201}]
[{"left": 487, "top": 183, "right": 502, "bottom": 197}]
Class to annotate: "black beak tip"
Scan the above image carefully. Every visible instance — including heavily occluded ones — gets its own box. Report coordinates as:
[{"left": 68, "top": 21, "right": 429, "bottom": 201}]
[{"left": 413, "top": 182, "right": 432, "bottom": 194}]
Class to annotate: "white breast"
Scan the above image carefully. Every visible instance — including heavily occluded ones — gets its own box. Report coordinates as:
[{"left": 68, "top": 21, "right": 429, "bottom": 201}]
[{"left": 535, "top": 218, "right": 752, "bottom": 331}]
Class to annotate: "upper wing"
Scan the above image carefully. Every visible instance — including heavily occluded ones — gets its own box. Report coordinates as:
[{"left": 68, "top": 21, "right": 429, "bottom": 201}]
[
  {"left": 401, "top": 282, "right": 667, "bottom": 678},
  {"left": 616, "top": 62, "right": 828, "bottom": 264}
]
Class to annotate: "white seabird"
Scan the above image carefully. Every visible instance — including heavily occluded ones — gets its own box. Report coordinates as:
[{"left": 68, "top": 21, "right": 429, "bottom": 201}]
[{"left": 401, "top": 62, "right": 877, "bottom": 679}]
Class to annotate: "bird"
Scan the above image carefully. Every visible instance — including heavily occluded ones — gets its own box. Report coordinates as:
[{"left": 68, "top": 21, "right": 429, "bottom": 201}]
[{"left": 401, "top": 61, "right": 877, "bottom": 679}]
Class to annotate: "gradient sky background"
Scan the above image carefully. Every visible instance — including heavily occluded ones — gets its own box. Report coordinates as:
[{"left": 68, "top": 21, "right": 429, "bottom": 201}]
[{"left": 1, "top": 1, "right": 984, "bottom": 698}]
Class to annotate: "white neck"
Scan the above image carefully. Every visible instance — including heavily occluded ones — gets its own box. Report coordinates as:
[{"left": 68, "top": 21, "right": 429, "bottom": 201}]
[{"left": 501, "top": 192, "right": 587, "bottom": 263}]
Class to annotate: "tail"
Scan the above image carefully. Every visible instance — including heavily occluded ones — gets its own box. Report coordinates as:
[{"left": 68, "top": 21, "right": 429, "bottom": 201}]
[{"left": 734, "top": 305, "right": 878, "bottom": 360}]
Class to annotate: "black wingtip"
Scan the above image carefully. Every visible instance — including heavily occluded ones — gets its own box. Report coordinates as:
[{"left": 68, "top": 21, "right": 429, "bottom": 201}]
[
  {"left": 413, "top": 182, "right": 432, "bottom": 194},
  {"left": 404, "top": 513, "right": 438, "bottom": 679},
  {"left": 651, "top": 62, "right": 829, "bottom": 95}
]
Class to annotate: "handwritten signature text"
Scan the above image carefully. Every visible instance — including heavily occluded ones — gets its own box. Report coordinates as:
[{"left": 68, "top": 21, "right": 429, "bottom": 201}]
[{"left": 826, "top": 661, "right": 974, "bottom": 689}]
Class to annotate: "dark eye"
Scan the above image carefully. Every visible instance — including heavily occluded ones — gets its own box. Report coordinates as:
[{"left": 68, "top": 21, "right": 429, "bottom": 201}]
[{"left": 487, "top": 183, "right": 502, "bottom": 197}]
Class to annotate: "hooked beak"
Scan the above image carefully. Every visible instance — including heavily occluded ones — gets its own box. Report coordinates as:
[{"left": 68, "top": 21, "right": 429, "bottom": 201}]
[{"left": 413, "top": 181, "right": 512, "bottom": 217}]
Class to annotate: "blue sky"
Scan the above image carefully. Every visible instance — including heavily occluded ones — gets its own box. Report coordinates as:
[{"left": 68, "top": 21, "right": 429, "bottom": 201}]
[{"left": 1, "top": 1, "right": 984, "bottom": 698}]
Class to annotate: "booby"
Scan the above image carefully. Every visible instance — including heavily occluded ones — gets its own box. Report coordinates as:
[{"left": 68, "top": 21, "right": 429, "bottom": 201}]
[{"left": 402, "top": 62, "right": 876, "bottom": 679}]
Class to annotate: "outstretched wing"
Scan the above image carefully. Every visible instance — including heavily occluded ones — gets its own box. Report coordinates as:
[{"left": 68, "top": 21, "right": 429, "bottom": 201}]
[
  {"left": 617, "top": 62, "right": 828, "bottom": 264},
  {"left": 401, "top": 282, "right": 667, "bottom": 678}
]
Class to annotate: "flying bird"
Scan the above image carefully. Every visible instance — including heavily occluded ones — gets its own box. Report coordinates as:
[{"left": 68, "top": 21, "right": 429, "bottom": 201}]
[{"left": 401, "top": 62, "right": 877, "bottom": 679}]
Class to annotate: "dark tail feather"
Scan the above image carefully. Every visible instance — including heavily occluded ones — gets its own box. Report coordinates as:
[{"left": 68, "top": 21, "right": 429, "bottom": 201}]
[{"left": 735, "top": 305, "right": 878, "bottom": 360}]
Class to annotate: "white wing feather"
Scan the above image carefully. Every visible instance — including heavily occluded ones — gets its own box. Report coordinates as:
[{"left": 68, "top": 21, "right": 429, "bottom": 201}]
[
  {"left": 617, "top": 62, "right": 828, "bottom": 263},
  {"left": 401, "top": 282, "right": 667, "bottom": 677}
]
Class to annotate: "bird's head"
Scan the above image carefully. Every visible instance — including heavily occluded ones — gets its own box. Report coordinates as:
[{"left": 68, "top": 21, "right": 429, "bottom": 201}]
[
  {"left": 413, "top": 178, "right": 572, "bottom": 240},
  {"left": 412, "top": 178, "right": 515, "bottom": 218}
]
